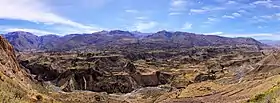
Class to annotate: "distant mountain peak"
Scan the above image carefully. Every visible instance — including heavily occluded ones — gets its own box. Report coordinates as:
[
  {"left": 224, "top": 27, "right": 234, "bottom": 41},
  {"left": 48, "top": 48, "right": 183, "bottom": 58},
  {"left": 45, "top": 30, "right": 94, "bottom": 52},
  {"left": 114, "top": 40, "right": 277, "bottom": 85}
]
[
  {"left": 95, "top": 30, "right": 109, "bottom": 34},
  {"left": 6, "top": 31, "right": 35, "bottom": 36},
  {"left": 109, "top": 30, "right": 131, "bottom": 34},
  {"left": 155, "top": 30, "right": 173, "bottom": 38},
  {"left": 156, "top": 30, "right": 170, "bottom": 33},
  {"left": 108, "top": 30, "right": 134, "bottom": 36}
]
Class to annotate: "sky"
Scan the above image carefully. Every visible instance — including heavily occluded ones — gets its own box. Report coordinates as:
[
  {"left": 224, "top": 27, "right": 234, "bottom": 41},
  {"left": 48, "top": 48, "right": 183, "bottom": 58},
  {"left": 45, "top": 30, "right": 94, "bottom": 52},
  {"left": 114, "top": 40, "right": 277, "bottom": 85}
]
[{"left": 0, "top": 0, "right": 280, "bottom": 40}]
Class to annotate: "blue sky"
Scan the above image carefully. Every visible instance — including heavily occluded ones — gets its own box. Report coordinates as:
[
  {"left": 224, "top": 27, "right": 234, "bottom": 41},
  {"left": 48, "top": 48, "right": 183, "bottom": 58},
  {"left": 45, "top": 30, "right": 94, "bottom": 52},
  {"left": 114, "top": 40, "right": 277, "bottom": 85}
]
[{"left": 0, "top": 0, "right": 280, "bottom": 40}]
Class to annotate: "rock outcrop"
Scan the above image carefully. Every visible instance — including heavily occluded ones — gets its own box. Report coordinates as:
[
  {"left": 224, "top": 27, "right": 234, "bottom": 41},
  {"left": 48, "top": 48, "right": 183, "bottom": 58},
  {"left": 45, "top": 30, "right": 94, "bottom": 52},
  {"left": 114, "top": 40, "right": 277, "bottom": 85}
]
[
  {"left": 19, "top": 53, "right": 173, "bottom": 93},
  {"left": 0, "top": 35, "right": 31, "bottom": 86},
  {"left": 0, "top": 35, "right": 129, "bottom": 103},
  {"left": 0, "top": 35, "right": 57, "bottom": 102}
]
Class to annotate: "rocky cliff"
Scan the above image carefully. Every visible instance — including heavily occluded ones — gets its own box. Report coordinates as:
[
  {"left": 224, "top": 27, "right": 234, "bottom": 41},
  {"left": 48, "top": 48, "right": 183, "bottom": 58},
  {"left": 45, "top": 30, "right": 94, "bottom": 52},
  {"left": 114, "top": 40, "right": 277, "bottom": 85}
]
[
  {"left": 0, "top": 35, "right": 128, "bottom": 103},
  {"left": 0, "top": 35, "right": 57, "bottom": 102},
  {"left": 19, "top": 53, "right": 173, "bottom": 93}
]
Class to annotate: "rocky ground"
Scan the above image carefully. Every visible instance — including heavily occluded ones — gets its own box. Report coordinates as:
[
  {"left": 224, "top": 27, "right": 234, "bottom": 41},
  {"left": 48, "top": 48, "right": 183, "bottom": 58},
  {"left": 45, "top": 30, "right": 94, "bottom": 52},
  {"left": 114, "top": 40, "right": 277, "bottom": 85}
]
[
  {"left": 13, "top": 44, "right": 280, "bottom": 103},
  {"left": 2, "top": 33, "right": 280, "bottom": 102}
]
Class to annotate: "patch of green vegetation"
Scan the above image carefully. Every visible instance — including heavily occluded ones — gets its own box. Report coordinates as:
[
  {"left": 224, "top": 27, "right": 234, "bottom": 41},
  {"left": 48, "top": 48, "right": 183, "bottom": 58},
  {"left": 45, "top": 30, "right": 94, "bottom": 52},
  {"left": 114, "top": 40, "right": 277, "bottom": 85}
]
[
  {"left": 247, "top": 82, "right": 280, "bottom": 103},
  {"left": 171, "top": 73, "right": 193, "bottom": 88},
  {"left": 247, "top": 93, "right": 266, "bottom": 103}
]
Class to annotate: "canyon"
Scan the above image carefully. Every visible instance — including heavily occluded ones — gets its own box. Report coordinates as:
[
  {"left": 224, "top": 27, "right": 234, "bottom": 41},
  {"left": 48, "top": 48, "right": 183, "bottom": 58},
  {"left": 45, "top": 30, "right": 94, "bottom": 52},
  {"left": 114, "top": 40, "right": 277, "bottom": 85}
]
[{"left": 1, "top": 31, "right": 280, "bottom": 103}]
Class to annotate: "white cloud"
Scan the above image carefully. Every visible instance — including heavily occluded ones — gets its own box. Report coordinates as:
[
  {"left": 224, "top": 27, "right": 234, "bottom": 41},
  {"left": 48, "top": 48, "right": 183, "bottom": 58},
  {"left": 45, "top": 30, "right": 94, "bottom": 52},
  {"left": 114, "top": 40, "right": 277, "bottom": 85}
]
[
  {"left": 221, "top": 33, "right": 274, "bottom": 37},
  {"left": 204, "top": 32, "right": 275, "bottom": 38},
  {"left": 132, "top": 21, "right": 158, "bottom": 31},
  {"left": 222, "top": 12, "right": 243, "bottom": 19},
  {"left": 222, "top": 15, "right": 235, "bottom": 19},
  {"left": 250, "top": 16, "right": 266, "bottom": 23},
  {"left": 170, "top": 0, "right": 188, "bottom": 11},
  {"left": 251, "top": 0, "right": 280, "bottom": 8},
  {"left": 181, "top": 22, "right": 192, "bottom": 30},
  {"left": 53, "top": 24, "right": 105, "bottom": 35},
  {"left": 0, "top": 24, "right": 105, "bottom": 36},
  {"left": 252, "top": 0, "right": 271, "bottom": 5},
  {"left": 0, "top": 0, "right": 101, "bottom": 33},
  {"left": 217, "top": 0, "right": 254, "bottom": 9},
  {"left": 3, "top": 28, "right": 57, "bottom": 36},
  {"left": 168, "top": 12, "right": 182, "bottom": 16},
  {"left": 136, "top": 16, "right": 148, "bottom": 20},
  {"left": 79, "top": 0, "right": 112, "bottom": 8},
  {"left": 257, "top": 26, "right": 263, "bottom": 29},
  {"left": 202, "top": 7, "right": 225, "bottom": 11},
  {"left": 276, "top": 13, "right": 280, "bottom": 17},
  {"left": 215, "top": 0, "right": 227, "bottom": 3},
  {"left": 125, "top": 9, "right": 139, "bottom": 13},
  {"left": 204, "top": 18, "right": 219, "bottom": 24},
  {"left": 232, "top": 12, "right": 242, "bottom": 17},
  {"left": 260, "top": 15, "right": 274, "bottom": 19},
  {"left": 190, "top": 7, "right": 225, "bottom": 14},
  {"left": 258, "top": 13, "right": 280, "bottom": 20},
  {"left": 204, "top": 32, "right": 224, "bottom": 35},
  {"left": 190, "top": 9, "right": 208, "bottom": 13},
  {"left": 222, "top": 13, "right": 241, "bottom": 20},
  {"left": 238, "top": 10, "right": 247, "bottom": 13},
  {"left": 208, "top": 18, "right": 218, "bottom": 22},
  {"left": 226, "top": 1, "right": 237, "bottom": 5}
]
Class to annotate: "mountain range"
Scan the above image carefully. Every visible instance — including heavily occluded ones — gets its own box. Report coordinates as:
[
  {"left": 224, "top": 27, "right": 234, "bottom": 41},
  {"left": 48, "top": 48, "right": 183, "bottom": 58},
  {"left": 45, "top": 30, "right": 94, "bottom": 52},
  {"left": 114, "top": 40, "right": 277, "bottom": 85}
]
[
  {"left": 2, "top": 30, "right": 266, "bottom": 51},
  {"left": 259, "top": 40, "right": 280, "bottom": 47},
  {"left": 1, "top": 31, "right": 280, "bottom": 102}
]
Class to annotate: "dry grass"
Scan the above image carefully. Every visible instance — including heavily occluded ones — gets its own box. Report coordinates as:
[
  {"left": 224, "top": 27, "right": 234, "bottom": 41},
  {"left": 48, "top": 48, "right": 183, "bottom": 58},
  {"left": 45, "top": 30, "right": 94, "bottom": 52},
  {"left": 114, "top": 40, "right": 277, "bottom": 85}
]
[
  {"left": 178, "top": 81, "right": 222, "bottom": 98},
  {"left": 247, "top": 82, "right": 280, "bottom": 103},
  {"left": 0, "top": 69, "right": 60, "bottom": 103}
]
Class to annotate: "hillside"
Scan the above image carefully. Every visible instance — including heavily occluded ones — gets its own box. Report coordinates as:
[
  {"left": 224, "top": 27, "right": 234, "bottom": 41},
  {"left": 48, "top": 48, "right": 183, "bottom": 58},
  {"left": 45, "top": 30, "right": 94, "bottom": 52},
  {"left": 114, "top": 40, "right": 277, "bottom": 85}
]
[
  {"left": 2, "top": 30, "right": 280, "bottom": 103},
  {"left": 0, "top": 35, "right": 57, "bottom": 102},
  {"left": 3, "top": 31, "right": 41, "bottom": 51},
  {"left": 0, "top": 35, "right": 126, "bottom": 103},
  {"left": 3, "top": 30, "right": 265, "bottom": 51}
]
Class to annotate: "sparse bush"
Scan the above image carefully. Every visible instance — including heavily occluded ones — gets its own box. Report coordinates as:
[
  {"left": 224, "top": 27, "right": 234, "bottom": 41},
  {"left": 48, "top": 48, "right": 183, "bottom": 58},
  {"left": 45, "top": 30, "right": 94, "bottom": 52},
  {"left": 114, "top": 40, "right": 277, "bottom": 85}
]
[
  {"left": 36, "top": 95, "right": 43, "bottom": 101},
  {"left": 247, "top": 93, "right": 265, "bottom": 102}
]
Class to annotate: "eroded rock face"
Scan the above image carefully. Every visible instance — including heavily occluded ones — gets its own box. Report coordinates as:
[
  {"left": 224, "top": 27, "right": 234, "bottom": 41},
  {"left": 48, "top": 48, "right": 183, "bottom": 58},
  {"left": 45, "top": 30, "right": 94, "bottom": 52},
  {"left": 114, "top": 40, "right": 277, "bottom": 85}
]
[
  {"left": 194, "top": 73, "right": 216, "bottom": 82},
  {"left": 19, "top": 53, "right": 173, "bottom": 93},
  {"left": 0, "top": 35, "right": 27, "bottom": 80},
  {"left": 0, "top": 36, "right": 60, "bottom": 102},
  {"left": 18, "top": 45, "right": 266, "bottom": 94},
  {"left": 13, "top": 40, "right": 274, "bottom": 103}
]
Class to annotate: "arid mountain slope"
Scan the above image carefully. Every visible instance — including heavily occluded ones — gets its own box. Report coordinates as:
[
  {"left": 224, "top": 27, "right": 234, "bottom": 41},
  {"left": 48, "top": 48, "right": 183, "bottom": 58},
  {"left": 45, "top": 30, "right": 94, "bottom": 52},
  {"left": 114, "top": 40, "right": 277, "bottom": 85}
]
[
  {"left": 2, "top": 31, "right": 280, "bottom": 103},
  {"left": 3, "top": 31, "right": 265, "bottom": 51},
  {"left": 0, "top": 35, "right": 127, "bottom": 103},
  {"left": 18, "top": 52, "right": 173, "bottom": 93},
  {"left": 3, "top": 31, "right": 41, "bottom": 51},
  {"left": 0, "top": 35, "right": 57, "bottom": 102}
]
